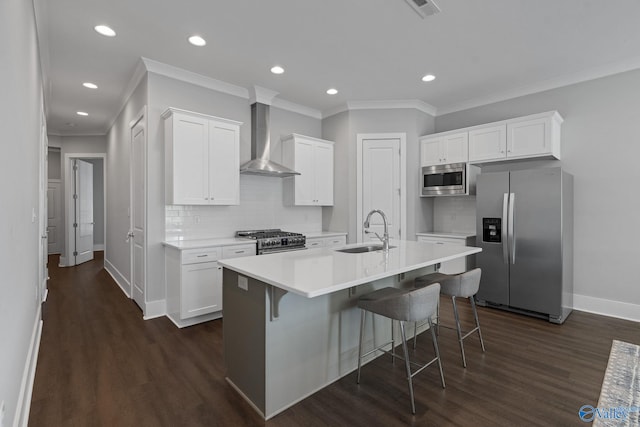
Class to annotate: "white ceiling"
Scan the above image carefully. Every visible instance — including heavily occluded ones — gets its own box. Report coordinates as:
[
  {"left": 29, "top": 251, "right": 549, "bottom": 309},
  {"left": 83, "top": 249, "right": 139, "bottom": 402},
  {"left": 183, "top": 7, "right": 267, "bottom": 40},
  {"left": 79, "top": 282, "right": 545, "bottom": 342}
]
[{"left": 36, "top": 0, "right": 640, "bottom": 136}]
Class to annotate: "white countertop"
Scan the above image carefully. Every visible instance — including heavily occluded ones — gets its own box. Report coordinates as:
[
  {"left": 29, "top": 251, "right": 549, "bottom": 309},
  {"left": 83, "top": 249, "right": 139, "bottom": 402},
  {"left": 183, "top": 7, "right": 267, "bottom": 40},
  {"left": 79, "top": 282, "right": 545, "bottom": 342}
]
[
  {"left": 305, "top": 231, "right": 348, "bottom": 239},
  {"left": 416, "top": 231, "right": 476, "bottom": 239},
  {"left": 163, "top": 237, "right": 252, "bottom": 250},
  {"left": 218, "top": 240, "right": 481, "bottom": 298}
]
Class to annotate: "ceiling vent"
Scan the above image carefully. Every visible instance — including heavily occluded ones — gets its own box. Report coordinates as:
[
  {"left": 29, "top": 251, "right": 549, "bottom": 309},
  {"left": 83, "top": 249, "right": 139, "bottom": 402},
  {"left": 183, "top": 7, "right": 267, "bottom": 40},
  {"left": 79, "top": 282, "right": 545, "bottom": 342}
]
[{"left": 405, "top": 0, "right": 441, "bottom": 18}]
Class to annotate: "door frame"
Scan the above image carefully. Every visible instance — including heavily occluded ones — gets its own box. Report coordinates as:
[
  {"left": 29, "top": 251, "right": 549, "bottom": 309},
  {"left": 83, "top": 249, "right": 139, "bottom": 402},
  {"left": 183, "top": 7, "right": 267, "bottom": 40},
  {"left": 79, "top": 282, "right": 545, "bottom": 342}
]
[
  {"left": 356, "top": 133, "right": 407, "bottom": 243},
  {"left": 129, "top": 106, "right": 147, "bottom": 312},
  {"left": 62, "top": 153, "right": 107, "bottom": 266}
]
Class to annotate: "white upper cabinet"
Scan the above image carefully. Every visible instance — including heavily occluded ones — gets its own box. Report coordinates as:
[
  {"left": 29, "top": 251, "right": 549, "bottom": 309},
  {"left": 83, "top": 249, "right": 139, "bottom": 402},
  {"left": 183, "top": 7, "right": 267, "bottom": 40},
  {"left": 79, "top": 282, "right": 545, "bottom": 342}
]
[
  {"left": 282, "top": 134, "right": 335, "bottom": 206},
  {"left": 468, "top": 124, "right": 507, "bottom": 162},
  {"left": 420, "top": 132, "right": 468, "bottom": 166},
  {"left": 506, "top": 112, "right": 562, "bottom": 160},
  {"left": 163, "top": 108, "right": 242, "bottom": 205}
]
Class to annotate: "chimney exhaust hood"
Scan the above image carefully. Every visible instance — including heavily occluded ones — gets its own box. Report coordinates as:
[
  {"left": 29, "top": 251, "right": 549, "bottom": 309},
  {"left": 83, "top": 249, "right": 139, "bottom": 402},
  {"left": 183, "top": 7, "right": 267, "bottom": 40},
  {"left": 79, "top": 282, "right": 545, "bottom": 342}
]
[{"left": 239, "top": 102, "right": 300, "bottom": 177}]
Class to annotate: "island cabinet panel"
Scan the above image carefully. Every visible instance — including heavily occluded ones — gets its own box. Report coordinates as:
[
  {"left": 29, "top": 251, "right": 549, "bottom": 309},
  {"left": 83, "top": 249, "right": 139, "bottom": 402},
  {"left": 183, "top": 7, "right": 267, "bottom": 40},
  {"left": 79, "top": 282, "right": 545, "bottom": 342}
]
[{"left": 163, "top": 108, "right": 242, "bottom": 205}]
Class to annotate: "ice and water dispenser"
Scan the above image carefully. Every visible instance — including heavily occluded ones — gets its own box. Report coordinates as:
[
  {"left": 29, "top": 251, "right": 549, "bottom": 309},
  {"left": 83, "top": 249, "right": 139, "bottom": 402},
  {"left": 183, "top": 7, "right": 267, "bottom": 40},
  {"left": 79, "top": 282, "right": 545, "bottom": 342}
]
[{"left": 482, "top": 218, "right": 502, "bottom": 243}]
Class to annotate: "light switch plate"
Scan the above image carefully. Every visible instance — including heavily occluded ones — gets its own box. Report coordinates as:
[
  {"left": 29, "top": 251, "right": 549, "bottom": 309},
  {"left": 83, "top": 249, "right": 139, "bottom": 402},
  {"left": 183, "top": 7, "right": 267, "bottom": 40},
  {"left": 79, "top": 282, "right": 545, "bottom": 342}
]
[{"left": 238, "top": 276, "right": 248, "bottom": 291}]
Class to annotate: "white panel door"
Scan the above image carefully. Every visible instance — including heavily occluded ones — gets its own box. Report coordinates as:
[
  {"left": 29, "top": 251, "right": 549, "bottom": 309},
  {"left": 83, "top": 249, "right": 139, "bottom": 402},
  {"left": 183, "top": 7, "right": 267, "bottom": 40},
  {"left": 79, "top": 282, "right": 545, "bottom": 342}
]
[
  {"left": 294, "top": 139, "right": 315, "bottom": 205},
  {"left": 469, "top": 124, "right": 507, "bottom": 162},
  {"left": 313, "top": 143, "right": 333, "bottom": 205},
  {"left": 131, "top": 117, "right": 146, "bottom": 311},
  {"left": 362, "top": 138, "right": 400, "bottom": 242},
  {"left": 47, "top": 180, "right": 63, "bottom": 254},
  {"left": 442, "top": 132, "right": 469, "bottom": 164},
  {"left": 181, "top": 262, "right": 222, "bottom": 318},
  {"left": 173, "top": 114, "right": 209, "bottom": 204},
  {"left": 208, "top": 121, "right": 239, "bottom": 205},
  {"left": 507, "top": 117, "right": 549, "bottom": 158},
  {"left": 74, "top": 160, "right": 94, "bottom": 264},
  {"left": 420, "top": 137, "right": 442, "bottom": 166}
]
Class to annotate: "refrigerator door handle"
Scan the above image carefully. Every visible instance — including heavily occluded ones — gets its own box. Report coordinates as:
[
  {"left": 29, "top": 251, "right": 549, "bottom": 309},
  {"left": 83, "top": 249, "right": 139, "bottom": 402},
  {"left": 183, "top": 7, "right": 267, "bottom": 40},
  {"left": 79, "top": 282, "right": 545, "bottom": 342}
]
[
  {"left": 508, "top": 192, "right": 516, "bottom": 264},
  {"left": 502, "top": 193, "right": 509, "bottom": 264}
]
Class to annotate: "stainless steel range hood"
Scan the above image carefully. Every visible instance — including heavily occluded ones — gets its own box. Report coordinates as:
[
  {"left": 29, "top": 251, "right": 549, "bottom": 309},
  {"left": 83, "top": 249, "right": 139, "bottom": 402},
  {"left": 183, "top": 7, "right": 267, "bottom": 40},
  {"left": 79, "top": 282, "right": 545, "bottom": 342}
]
[{"left": 240, "top": 102, "right": 300, "bottom": 177}]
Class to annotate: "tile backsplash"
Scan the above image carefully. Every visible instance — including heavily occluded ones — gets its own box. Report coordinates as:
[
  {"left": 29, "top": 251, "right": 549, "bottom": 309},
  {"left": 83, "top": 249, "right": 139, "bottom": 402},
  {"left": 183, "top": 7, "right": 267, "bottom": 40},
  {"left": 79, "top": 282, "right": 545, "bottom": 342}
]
[
  {"left": 165, "top": 175, "right": 323, "bottom": 240},
  {"left": 433, "top": 196, "right": 477, "bottom": 233}
]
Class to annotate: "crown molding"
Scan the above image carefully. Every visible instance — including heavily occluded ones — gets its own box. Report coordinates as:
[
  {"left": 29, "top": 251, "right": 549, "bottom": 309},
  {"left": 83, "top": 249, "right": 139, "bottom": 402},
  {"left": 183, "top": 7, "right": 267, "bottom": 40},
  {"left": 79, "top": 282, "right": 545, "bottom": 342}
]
[
  {"left": 105, "top": 58, "right": 148, "bottom": 135},
  {"left": 142, "top": 57, "right": 250, "bottom": 99},
  {"left": 322, "top": 104, "right": 350, "bottom": 119},
  {"left": 437, "top": 57, "right": 640, "bottom": 116},
  {"left": 347, "top": 99, "right": 437, "bottom": 116},
  {"left": 250, "top": 85, "right": 279, "bottom": 105},
  {"left": 272, "top": 98, "right": 322, "bottom": 119}
]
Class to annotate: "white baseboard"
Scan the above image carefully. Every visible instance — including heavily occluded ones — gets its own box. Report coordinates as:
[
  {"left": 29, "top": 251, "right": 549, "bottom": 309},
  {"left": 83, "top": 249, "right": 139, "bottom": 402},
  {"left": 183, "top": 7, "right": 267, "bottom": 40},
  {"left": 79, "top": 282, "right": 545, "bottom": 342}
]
[
  {"left": 58, "top": 256, "right": 68, "bottom": 267},
  {"left": 143, "top": 299, "right": 166, "bottom": 320},
  {"left": 93, "top": 244, "right": 105, "bottom": 251},
  {"left": 104, "top": 257, "right": 131, "bottom": 298},
  {"left": 573, "top": 294, "right": 640, "bottom": 323},
  {"left": 14, "top": 308, "right": 43, "bottom": 427}
]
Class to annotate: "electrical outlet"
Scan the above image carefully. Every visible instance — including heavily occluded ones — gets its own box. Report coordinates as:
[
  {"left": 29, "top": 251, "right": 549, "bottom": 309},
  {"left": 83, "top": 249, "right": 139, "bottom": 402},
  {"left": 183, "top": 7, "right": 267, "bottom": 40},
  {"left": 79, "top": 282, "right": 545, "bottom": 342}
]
[{"left": 238, "top": 276, "right": 248, "bottom": 291}]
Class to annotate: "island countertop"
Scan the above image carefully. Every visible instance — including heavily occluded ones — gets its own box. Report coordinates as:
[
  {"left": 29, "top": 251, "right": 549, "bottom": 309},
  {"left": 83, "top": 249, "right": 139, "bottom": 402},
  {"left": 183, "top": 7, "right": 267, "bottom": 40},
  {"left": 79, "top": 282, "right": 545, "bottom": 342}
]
[{"left": 218, "top": 240, "right": 481, "bottom": 298}]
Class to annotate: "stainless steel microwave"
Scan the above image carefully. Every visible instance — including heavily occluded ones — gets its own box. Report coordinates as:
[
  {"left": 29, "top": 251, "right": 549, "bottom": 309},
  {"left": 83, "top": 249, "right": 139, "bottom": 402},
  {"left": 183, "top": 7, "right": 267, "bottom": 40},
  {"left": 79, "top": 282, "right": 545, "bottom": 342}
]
[{"left": 421, "top": 163, "right": 476, "bottom": 196}]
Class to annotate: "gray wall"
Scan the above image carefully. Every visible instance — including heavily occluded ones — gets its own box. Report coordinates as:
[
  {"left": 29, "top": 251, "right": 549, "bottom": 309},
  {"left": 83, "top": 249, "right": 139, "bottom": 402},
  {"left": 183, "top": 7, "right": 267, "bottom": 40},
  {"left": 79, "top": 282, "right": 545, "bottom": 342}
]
[
  {"left": 435, "top": 69, "right": 640, "bottom": 309},
  {"left": 105, "top": 75, "right": 148, "bottom": 296},
  {"left": 323, "top": 108, "right": 435, "bottom": 242},
  {"left": 48, "top": 147, "right": 61, "bottom": 179},
  {"left": 0, "top": 0, "right": 44, "bottom": 423}
]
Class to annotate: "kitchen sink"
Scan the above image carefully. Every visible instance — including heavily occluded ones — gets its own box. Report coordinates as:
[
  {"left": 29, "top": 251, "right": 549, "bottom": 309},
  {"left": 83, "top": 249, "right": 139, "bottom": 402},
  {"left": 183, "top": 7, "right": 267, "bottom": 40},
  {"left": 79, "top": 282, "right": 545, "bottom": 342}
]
[{"left": 335, "top": 244, "right": 396, "bottom": 254}]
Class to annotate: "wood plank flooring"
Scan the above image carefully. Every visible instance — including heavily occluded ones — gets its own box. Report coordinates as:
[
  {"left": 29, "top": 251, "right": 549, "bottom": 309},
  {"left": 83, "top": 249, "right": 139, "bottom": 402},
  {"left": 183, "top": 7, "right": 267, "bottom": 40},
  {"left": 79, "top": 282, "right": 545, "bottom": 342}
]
[{"left": 30, "top": 254, "right": 639, "bottom": 426}]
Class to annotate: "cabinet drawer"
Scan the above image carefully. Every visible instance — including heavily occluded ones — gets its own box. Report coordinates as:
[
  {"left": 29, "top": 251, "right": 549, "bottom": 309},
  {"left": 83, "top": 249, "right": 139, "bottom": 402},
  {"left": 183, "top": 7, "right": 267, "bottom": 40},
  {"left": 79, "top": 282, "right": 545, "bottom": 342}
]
[
  {"left": 306, "top": 239, "right": 324, "bottom": 248},
  {"left": 182, "top": 247, "right": 221, "bottom": 265},
  {"left": 222, "top": 244, "right": 256, "bottom": 259},
  {"left": 324, "top": 236, "right": 346, "bottom": 248}
]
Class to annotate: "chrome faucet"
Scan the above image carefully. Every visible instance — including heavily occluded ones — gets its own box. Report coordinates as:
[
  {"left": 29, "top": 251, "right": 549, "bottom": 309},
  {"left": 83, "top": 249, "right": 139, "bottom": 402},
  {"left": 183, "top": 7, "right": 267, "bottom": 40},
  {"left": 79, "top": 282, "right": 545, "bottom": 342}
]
[{"left": 364, "top": 209, "right": 390, "bottom": 253}]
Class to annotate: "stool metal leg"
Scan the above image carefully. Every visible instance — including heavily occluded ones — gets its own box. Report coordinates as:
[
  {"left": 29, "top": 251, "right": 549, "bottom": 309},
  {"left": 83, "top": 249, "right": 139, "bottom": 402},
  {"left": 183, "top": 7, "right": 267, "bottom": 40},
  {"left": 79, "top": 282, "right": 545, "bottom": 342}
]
[
  {"left": 428, "top": 318, "right": 446, "bottom": 389},
  {"left": 470, "top": 296, "right": 486, "bottom": 352},
  {"left": 391, "top": 318, "right": 395, "bottom": 363},
  {"left": 357, "top": 309, "right": 366, "bottom": 384},
  {"left": 451, "top": 296, "right": 467, "bottom": 368},
  {"left": 399, "top": 321, "right": 416, "bottom": 414}
]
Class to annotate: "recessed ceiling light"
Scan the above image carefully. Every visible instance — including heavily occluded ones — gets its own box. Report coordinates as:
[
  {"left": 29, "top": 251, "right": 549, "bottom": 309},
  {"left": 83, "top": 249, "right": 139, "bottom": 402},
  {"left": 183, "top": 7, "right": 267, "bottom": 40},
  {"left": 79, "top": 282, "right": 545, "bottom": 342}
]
[
  {"left": 188, "top": 35, "right": 206, "bottom": 47},
  {"left": 83, "top": 82, "right": 98, "bottom": 89},
  {"left": 76, "top": 111, "right": 89, "bottom": 116},
  {"left": 270, "top": 66, "right": 285, "bottom": 75},
  {"left": 94, "top": 25, "right": 116, "bottom": 37},
  {"left": 326, "top": 88, "right": 338, "bottom": 95},
  {"left": 421, "top": 74, "right": 436, "bottom": 82}
]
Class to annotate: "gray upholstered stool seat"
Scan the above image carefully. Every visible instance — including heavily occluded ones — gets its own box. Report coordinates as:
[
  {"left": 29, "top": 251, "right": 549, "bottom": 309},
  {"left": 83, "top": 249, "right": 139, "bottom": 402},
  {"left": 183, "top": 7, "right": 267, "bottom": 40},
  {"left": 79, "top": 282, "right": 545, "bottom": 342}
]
[
  {"left": 356, "top": 284, "right": 445, "bottom": 414},
  {"left": 414, "top": 268, "right": 485, "bottom": 368}
]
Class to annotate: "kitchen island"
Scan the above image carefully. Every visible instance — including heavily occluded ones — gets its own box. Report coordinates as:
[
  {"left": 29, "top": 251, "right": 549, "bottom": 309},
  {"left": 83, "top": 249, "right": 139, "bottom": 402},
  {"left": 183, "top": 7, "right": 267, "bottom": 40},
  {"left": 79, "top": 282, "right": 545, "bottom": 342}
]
[{"left": 218, "top": 240, "right": 481, "bottom": 419}]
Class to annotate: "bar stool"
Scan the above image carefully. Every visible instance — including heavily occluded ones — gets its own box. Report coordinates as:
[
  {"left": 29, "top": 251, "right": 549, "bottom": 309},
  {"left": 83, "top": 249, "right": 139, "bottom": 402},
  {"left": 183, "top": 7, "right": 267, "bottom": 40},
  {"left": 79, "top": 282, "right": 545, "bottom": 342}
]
[
  {"left": 356, "top": 284, "right": 445, "bottom": 414},
  {"left": 414, "top": 268, "right": 485, "bottom": 368}
]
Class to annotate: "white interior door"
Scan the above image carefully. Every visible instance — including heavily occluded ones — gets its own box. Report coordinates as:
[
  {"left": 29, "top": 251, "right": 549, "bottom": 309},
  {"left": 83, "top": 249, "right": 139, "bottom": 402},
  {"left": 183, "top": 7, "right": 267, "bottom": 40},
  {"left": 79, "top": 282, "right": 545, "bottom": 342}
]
[
  {"left": 131, "top": 115, "right": 146, "bottom": 311},
  {"left": 360, "top": 137, "right": 401, "bottom": 242},
  {"left": 47, "top": 180, "right": 62, "bottom": 254},
  {"left": 74, "top": 159, "right": 94, "bottom": 264}
]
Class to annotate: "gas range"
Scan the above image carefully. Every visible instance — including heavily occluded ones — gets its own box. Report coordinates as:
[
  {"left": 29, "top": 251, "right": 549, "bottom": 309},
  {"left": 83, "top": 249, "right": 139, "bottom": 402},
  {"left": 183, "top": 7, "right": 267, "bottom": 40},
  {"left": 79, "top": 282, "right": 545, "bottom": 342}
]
[{"left": 236, "top": 229, "right": 307, "bottom": 255}]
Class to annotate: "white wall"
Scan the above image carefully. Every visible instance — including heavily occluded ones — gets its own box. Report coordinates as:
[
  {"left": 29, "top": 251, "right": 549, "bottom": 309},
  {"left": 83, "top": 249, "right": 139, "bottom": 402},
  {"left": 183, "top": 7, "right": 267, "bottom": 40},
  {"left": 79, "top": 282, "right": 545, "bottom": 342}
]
[
  {"left": 435, "top": 69, "right": 640, "bottom": 318},
  {"left": 0, "top": 0, "right": 45, "bottom": 424},
  {"left": 323, "top": 108, "right": 435, "bottom": 243}
]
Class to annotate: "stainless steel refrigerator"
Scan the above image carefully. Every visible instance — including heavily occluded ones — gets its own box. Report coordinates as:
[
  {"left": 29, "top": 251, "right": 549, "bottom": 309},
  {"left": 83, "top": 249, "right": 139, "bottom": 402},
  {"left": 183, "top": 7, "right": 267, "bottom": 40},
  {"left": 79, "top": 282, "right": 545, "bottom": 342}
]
[{"left": 475, "top": 167, "right": 573, "bottom": 323}]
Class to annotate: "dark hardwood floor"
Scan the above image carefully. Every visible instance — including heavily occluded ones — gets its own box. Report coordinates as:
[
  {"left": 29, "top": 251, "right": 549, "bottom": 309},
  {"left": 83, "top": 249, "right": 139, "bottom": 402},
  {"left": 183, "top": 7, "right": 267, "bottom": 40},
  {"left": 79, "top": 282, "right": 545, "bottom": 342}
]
[{"left": 30, "top": 254, "right": 639, "bottom": 426}]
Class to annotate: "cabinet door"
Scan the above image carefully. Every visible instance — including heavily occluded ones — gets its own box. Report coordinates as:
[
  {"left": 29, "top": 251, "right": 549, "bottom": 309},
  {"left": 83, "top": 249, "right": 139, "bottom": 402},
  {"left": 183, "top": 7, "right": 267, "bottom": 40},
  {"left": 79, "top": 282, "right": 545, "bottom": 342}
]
[
  {"left": 181, "top": 262, "right": 222, "bottom": 319},
  {"left": 442, "top": 132, "right": 469, "bottom": 164},
  {"left": 294, "top": 139, "right": 316, "bottom": 205},
  {"left": 209, "top": 121, "right": 240, "bottom": 205},
  {"left": 417, "top": 236, "right": 466, "bottom": 274},
  {"left": 506, "top": 117, "right": 550, "bottom": 159},
  {"left": 469, "top": 124, "right": 507, "bottom": 163},
  {"left": 172, "top": 114, "right": 209, "bottom": 204},
  {"left": 420, "top": 137, "right": 443, "bottom": 166},
  {"left": 314, "top": 143, "right": 334, "bottom": 205}
]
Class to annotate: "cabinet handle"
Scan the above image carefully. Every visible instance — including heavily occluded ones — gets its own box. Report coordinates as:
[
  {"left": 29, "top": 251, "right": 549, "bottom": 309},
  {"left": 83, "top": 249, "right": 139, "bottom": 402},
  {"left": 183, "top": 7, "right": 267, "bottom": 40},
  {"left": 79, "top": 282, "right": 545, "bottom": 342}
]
[
  {"left": 235, "top": 250, "right": 244, "bottom": 253},
  {"left": 197, "top": 254, "right": 208, "bottom": 258}
]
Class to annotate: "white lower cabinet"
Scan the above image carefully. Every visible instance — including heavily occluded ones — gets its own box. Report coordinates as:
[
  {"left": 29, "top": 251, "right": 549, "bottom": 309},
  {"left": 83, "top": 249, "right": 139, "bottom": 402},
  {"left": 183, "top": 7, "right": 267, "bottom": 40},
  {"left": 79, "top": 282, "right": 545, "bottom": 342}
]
[
  {"left": 416, "top": 234, "right": 476, "bottom": 274},
  {"left": 165, "top": 243, "right": 255, "bottom": 328},
  {"left": 306, "top": 234, "right": 347, "bottom": 249}
]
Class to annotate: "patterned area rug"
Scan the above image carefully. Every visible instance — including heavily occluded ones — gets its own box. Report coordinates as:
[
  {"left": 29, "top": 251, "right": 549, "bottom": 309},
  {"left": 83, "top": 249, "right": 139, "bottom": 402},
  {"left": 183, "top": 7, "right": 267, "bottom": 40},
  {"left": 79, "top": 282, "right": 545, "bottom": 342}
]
[{"left": 590, "top": 340, "right": 640, "bottom": 426}]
